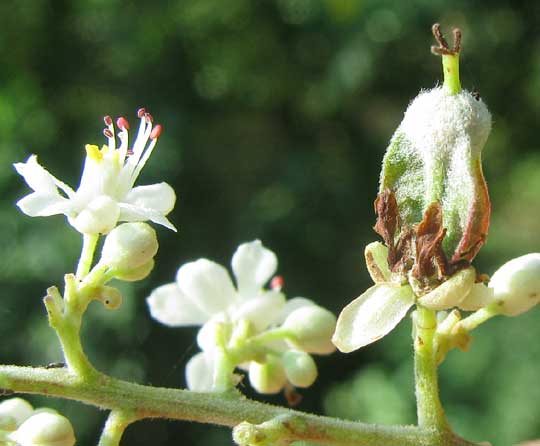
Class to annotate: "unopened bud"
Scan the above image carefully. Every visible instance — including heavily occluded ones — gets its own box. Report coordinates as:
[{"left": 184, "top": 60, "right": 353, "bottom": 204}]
[
  {"left": 9, "top": 412, "right": 75, "bottom": 446},
  {"left": 94, "top": 286, "right": 123, "bottom": 310},
  {"left": 282, "top": 306, "right": 336, "bottom": 355},
  {"left": 113, "top": 259, "right": 154, "bottom": 282},
  {"left": 248, "top": 356, "right": 287, "bottom": 394},
  {"left": 0, "top": 398, "right": 33, "bottom": 427},
  {"left": 489, "top": 253, "right": 540, "bottom": 316},
  {"left": 282, "top": 350, "right": 318, "bottom": 388},
  {"left": 101, "top": 222, "right": 158, "bottom": 271}
]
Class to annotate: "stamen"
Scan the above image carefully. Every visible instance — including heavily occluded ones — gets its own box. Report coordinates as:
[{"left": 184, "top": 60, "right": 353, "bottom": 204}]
[
  {"left": 150, "top": 124, "right": 162, "bottom": 140},
  {"left": 117, "top": 117, "right": 130, "bottom": 130},
  {"left": 271, "top": 276, "right": 284, "bottom": 291},
  {"left": 137, "top": 107, "right": 146, "bottom": 118},
  {"left": 103, "top": 128, "right": 113, "bottom": 138},
  {"left": 103, "top": 115, "right": 113, "bottom": 126},
  {"left": 127, "top": 149, "right": 134, "bottom": 156},
  {"left": 144, "top": 112, "right": 153, "bottom": 123}
]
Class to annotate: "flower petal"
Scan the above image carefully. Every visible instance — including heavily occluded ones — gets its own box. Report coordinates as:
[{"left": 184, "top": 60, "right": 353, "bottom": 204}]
[
  {"left": 125, "top": 182, "right": 176, "bottom": 215},
  {"left": 69, "top": 195, "right": 120, "bottom": 234},
  {"left": 14, "top": 155, "right": 73, "bottom": 195},
  {"left": 176, "top": 259, "right": 237, "bottom": 316},
  {"left": 118, "top": 202, "right": 177, "bottom": 231},
  {"left": 231, "top": 240, "right": 277, "bottom": 298},
  {"left": 147, "top": 283, "right": 210, "bottom": 326},
  {"left": 417, "top": 267, "right": 475, "bottom": 310},
  {"left": 16, "top": 192, "right": 72, "bottom": 217},
  {"left": 233, "top": 290, "right": 286, "bottom": 331},
  {"left": 332, "top": 283, "right": 415, "bottom": 353},
  {"left": 186, "top": 352, "right": 215, "bottom": 392}
]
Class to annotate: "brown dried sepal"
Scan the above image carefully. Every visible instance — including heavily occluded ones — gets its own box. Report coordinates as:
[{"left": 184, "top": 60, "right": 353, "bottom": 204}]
[{"left": 412, "top": 202, "right": 448, "bottom": 280}]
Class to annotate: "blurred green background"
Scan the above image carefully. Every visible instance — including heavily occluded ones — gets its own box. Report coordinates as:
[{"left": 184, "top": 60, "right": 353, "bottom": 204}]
[{"left": 0, "top": 0, "right": 539, "bottom": 445}]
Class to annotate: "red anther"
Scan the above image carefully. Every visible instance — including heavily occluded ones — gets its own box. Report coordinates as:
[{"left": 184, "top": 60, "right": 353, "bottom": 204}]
[
  {"left": 126, "top": 148, "right": 134, "bottom": 156},
  {"left": 270, "top": 275, "right": 284, "bottom": 291},
  {"left": 144, "top": 112, "right": 153, "bottom": 123},
  {"left": 137, "top": 108, "right": 146, "bottom": 118},
  {"left": 103, "top": 128, "right": 113, "bottom": 138},
  {"left": 103, "top": 115, "right": 113, "bottom": 126},
  {"left": 149, "top": 124, "right": 162, "bottom": 139},
  {"left": 116, "top": 117, "right": 130, "bottom": 130}
]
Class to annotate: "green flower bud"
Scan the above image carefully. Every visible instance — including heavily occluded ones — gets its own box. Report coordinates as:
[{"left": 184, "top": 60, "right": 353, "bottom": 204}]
[
  {"left": 374, "top": 25, "right": 491, "bottom": 286},
  {"left": 282, "top": 306, "right": 336, "bottom": 355},
  {"left": 9, "top": 412, "right": 75, "bottom": 446},
  {"left": 101, "top": 222, "right": 158, "bottom": 271},
  {"left": 113, "top": 259, "right": 155, "bottom": 282},
  {"left": 282, "top": 350, "right": 318, "bottom": 388},
  {"left": 248, "top": 356, "right": 287, "bottom": 394},
  {"left": 0, "top": 398, "right": 33, "bottom": 427},
  {"left": 489, "top": 253, "right": 540, "bottom": 316}
]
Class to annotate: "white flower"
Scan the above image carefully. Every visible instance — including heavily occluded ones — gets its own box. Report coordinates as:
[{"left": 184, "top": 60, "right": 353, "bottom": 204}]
[
  {"left": 147, "top": 240, "right": 324, "bottom": 392},
  {"left": 14, "top": 109, "right": 176, "bottom": 234},
  {"left": 147, "top": 240, "right": 286, "bottom": 332}
]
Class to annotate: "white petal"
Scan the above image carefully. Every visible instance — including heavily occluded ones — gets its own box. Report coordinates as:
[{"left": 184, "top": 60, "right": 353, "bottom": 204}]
[
  {"left": 14, "top": 155, "right": 62, "bottom": 194},
  {"left": 16, "top": 192, "right": 72, "bottom": 217},
  {"left": 186, "top": 352, "right": 215, "bottom": 391},
  {"left": 69, "top": 195, "right": 120, "bottom": 234},
  {"left": 118, "top": 202, "right": 177, "bottom": 231},
  {"left": 125, "top": 182, "right": 176, "bottom": 215},
  {"left": 233, "top": 291, "right": 286, "bottom": 331},
  {"left": 332, "top": 284, "right": 415, "bottom": 353},
  {"left": 147, "top": 283, "right": 210, "bottom": 326},
  {"left": 176, "top": 259, "right": 237, "bottom": 315},
  {"left": 196, "top": 315, "right": 229, "bottom": 352},
  {"left": 417, "top": 267, "right": 475, "bottom": 310},
  {"left": 231, "top": 240, "right": 277, "bottom": 298},
  {"left": 0, "top": 398, "right": 34, "bottom": 426}
]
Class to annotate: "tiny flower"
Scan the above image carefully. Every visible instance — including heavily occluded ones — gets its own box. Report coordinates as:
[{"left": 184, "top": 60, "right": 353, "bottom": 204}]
[
  {"left": 8, "top": 412, "right": 75, "bottom": 446},
  {"left": 147, "top": 240, "right": 334, "bottom": 393},
  {"left": 147, "top": 240, "right": 285, "bottom": 332},
  {"left": 14, "top": 109, "right": 176, "bottom": 234}
]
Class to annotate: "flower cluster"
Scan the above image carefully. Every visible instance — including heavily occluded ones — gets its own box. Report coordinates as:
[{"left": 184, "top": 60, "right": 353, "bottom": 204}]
[
  {"left": 0, "top": 398, "right": 75, "bottom": 446},
  {"left": 147, "top": 240, "right": 336, "bottom": 394},
  {"left": 14, "top": 108, "right": 176, "bottom": 235}
]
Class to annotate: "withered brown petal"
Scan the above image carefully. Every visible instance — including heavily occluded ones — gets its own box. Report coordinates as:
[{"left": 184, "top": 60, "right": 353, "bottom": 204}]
[
  {"left": 373, "top": 189, "right": 399, "bottom": 268},
  {"left": 450, "top": 159, "right": 491, "bottom": 265},
  {"left": 413, "top": 202, "right": 448, "bottom": 279}
]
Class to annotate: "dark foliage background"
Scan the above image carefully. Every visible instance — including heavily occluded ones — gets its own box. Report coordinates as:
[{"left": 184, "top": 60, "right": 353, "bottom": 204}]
[{"left": 0, "top": 1, "right": 539, "bottom": 445}]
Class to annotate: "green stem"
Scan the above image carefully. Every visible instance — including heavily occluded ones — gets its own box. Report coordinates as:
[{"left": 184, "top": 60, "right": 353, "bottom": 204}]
[
  {"left": 442, "top": 54, "right": 461, "bottom": 95},
  {"left": 457, "top": 303, "right": 499, "bottom": 332},
  {"left": 76, "top": 234, "right": 99, "bottom": 280},
  {"left": 98, "top": 410, "right": 138, "bottom": 446},
  {"left": 0, "top": 365, "right": 438, "bottom": 446},
  {"left": 414, "top": 307, "right": 449, "bottom": 433}
]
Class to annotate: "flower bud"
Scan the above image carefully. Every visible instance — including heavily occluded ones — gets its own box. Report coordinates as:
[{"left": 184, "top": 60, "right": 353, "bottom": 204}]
[
  {"left": 364, "top": 242, "right": 390, "bottom": 283},
  {"left": 113, "top": 259, "right": 155, "bottom": 282},
  {"left": 101, "top": 222, "right": 158, "bottom": 271},
  {"left": 9, "top": 412, "right": 75, "bottom": 446},
  {"left": 488, "top": 253, "right": 540, "bottom": 316},
  {"left": 282, "top": 306, "right": 336, "bottom": 355},
  {"left": 0, "top": 398, "right": 33, "bottom": 427},
  {"left": 282, "top": 350, "right": 318, "bottom": 388},
  {"left": 248, "top": 356, "right": 287, "bottom": 394},
  {"left": 94, "top": 286, "right": 123, "bottom": 310}
]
